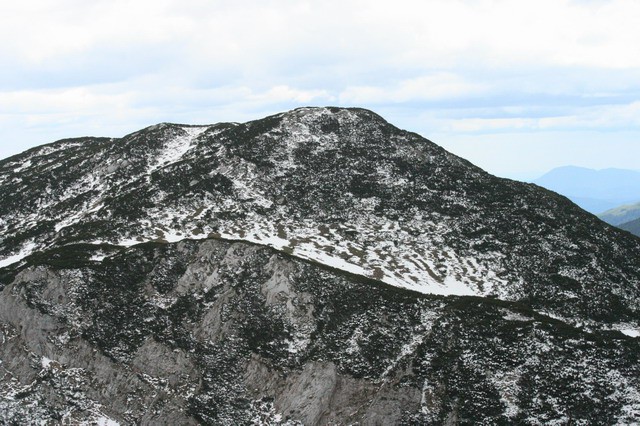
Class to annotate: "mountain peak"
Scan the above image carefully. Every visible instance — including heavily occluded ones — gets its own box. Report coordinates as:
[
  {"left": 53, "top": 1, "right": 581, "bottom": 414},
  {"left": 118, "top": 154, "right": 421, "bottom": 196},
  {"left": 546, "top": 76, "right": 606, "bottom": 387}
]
[
  {"left": 283, "top": 105, "right": 387, "bottom": 120},
  {"left": 1, "top": 108, "right": 640, "bottom": 424},
  {"left": 240, "top": 106, "right": 394, "bottom": 140},
  {"left": 1, "top": 107, "right": 638, "bottom": 326}
]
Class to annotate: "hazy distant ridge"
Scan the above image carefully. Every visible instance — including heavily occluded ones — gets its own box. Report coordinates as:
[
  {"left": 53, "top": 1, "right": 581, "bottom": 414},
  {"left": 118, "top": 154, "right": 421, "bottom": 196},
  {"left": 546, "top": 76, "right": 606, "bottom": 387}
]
[
  {"left": 619, "top": 217, "right": 640, "bottom": 237},
  {"left": 533, "top": 166, "right": 640, "bottom": 214},
  {"left": 599, "top": 201, "right": 640, "bottom": 226}
]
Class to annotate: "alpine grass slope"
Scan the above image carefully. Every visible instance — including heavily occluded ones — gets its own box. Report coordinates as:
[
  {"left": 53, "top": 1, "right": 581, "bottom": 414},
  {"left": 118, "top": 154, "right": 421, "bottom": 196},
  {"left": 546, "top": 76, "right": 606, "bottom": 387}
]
[{"left": 0, "top": 107, "right": 639, "bottom": 424}]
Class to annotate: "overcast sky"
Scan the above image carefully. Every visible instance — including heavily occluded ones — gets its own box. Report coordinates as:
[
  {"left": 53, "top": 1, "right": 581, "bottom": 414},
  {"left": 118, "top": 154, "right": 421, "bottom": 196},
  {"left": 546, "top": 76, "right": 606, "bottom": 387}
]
[{"left": 1, "top": 0, "right": 640, "bottom": 179}]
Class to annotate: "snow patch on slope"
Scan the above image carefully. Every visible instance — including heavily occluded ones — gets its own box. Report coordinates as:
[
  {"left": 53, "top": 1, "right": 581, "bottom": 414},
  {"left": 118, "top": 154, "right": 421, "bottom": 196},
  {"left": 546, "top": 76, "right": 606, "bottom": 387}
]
[
  {"left": 13, "top": 159, "right": 32, "bottom": 173},
  {"left": 0, "top": 242, "right": 36, "bottom": 268},
  {"left": 147, "top": 126, "right": 208, "bottom": 175},
  {"left": 55, "top": 202, "right": 104, "bottom": 232},
  {"left": 95, "top": 416, "right": 120, "bottom": 426},
  {"left": 87, "top": 222, "right": 480, "bottom": 298},
  {"left": 621, "top": 329, "right": 639, "bottom": 338}
]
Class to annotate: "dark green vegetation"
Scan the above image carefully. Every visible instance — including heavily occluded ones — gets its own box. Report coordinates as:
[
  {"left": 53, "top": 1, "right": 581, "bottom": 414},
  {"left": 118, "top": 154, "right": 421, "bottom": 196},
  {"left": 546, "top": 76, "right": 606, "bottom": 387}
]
[{"left": 2, "top": 238, "right": 638, "bottom": 424}]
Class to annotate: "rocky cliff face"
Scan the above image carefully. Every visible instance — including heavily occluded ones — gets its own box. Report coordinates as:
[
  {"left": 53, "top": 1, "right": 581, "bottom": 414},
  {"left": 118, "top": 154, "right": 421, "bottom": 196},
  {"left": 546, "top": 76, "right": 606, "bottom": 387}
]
[
  {"left": 1, "top": 107, "right": 639, "bottom": 424},
  {"left": 1, "top": 238, "right": 639, "bottom": 424}
]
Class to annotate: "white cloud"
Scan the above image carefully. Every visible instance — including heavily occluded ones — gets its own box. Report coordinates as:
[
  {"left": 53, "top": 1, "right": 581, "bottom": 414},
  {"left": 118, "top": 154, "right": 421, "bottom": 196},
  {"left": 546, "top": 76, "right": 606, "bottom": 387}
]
[
  {"left": 3, "top": 0, "right": 640, "bottom": 68},
  {"left": 0, "top": 88, "right": 131, "bottom": 114},
  {"left": 0, "top": 0, "right": 190, "bottom": 62},
  {"left": 2, "top": 0, "right": 640, "bottom": 175},
  {"left": 248, "top": 85, "right": 334, "bottom": 104},
  {"left": 339, "top": 73, "right": 488, "bottom": 104},
  {"left": 444, "top": 102, "right": 640, "bottom": 133}
]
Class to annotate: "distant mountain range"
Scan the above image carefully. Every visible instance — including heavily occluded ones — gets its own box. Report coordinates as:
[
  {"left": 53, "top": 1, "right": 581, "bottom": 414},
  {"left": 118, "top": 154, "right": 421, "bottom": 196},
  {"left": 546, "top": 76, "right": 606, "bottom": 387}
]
[{"left": 532, "top": 166, "right": 640, "bottom": 214}]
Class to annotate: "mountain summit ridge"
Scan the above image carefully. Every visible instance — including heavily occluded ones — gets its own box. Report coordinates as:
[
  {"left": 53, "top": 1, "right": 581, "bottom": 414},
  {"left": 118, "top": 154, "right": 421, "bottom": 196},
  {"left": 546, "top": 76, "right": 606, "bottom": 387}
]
[{"left": 1, "top": 106, "right": 639, "bottom": 327}]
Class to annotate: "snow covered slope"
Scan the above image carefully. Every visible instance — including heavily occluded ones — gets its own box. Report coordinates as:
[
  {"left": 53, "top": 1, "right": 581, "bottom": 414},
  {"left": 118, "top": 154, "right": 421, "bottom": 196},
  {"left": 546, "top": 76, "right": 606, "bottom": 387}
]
[{"left": 1, "top": 107, "right": 639, "bottom": 327}]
